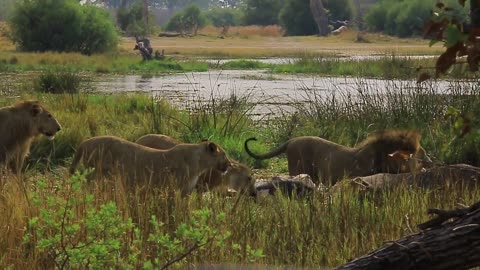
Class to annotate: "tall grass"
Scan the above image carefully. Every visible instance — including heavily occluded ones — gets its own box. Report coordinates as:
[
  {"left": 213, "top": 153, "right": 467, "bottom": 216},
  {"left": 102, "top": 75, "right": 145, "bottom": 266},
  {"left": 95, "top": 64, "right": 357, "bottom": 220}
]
[
  {"left": 1, "top": 169, "right": 478, "bottom": 268},
  {"left": 271, "top": 54, "right": 432, "bottom": 79},
  {"left": 2, "top": 77, "right": 480, "bottom": 268}
]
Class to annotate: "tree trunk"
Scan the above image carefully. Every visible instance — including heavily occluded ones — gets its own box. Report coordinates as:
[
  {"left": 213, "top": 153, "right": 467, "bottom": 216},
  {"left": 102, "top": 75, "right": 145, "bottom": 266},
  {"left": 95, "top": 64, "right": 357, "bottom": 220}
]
[
  {"left": 143, "top": 0, "right": 149, "bottom": 26},
  {"left": 310, "top": 0, "right": 329, "bottom": 36},
  {"left": 471, "top": 0, "right": 480, "bottom": 27},
  {"left": 335, "top": 200, "right": 480, "bottom": 270}
]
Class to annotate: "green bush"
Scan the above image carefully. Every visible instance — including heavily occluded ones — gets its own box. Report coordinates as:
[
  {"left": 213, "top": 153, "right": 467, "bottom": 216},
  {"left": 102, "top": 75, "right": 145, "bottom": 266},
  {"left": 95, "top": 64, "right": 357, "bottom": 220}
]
[
  {"left": 204, "top": 7, "right": 242, "bottom": 27},
  {"left": 165, "top": 4, "right": 207, "bottom": 35},
  {"left": 23, "top": 172, "right": 264, "bottom": 269},
  {"left": 9, "top": 0, "right": 118, "bottom": 54},
  {"left": 365, "top": 0, "right": 466, "bottom": 37},
  {"left": 34, "top": 70, "right": 85, "bottom": 94},
  {"left": 242, "top": 0, "right": 285, "bottom": 26}
]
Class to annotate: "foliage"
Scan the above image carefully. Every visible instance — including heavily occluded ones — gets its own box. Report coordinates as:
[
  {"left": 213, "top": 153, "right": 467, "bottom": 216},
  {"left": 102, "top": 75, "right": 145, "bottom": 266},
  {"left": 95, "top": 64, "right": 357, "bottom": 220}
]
[
  {"left": 242, "top": 0, "right": 285, "bottom": 26},
  {"left": 165, "top": 4, "right": 207, "bottom": 35},
  {"left": 279, "top": 0, "right": 318, "bottom": 36},
  {"left": 117, "top": 1, "right": 154, "bottom": 36},
  {"left": 9, "top": 0, "right": 118, "bottom": 54},
  {"left": 419, "top": 0, "right": 477, "bottom": 81},
  {"left": 22, "top": 171, "right": 263, "bottom": 269},
  {"left": 0, "top": 0, "right": 16, "bottom": 20},
  {"left": 33, "top": 70, "right": 86, "bottom": 94},
  {"left": 145, "top": 209, "right": 263, "bottom": 269},
  {"left": 204, "top": 7, "right": 242, "bottom": 27},
  {"left": 365, "top": 0, "right": 465, "bottom": 38},
  {"left": 23, "top": 172, "right": 136, "bottom": 269},
  {"left": 325, "top": 0, "right": 356, "bottom": 24}
]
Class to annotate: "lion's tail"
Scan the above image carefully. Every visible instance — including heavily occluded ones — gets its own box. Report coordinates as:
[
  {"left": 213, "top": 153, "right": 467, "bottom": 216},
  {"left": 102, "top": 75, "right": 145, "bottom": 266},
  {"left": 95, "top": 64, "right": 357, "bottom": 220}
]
[{"left": 244, "top": 138, "right": 289, "bottom": 160}]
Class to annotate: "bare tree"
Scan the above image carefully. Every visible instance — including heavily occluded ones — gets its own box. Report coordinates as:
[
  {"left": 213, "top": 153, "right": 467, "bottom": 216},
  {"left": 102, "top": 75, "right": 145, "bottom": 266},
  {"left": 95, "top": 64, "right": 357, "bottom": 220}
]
[{"left": 310, "top": 0, "right": 329, "bottom": 36}]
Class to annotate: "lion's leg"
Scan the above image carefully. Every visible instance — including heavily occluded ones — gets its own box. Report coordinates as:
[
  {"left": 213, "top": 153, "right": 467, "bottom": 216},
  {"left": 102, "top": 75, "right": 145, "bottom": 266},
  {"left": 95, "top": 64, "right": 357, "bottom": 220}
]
[
  {"left": 182, "top": 175, "right": 200, "bottom": 197},
  {"left": 288, "top": 159, "right": 301, "bottom": 176},
  {"left": 8, "top": 152, "right": 25, "bottom": 174}
]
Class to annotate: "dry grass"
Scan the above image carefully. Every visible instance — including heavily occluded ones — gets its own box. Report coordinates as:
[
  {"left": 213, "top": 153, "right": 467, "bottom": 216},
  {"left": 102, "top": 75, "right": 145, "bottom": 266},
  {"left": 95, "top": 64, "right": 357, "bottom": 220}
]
[
  {"left": 119, "top": 31, "right": 444, "bottom": 58},
  {"left": 199, "top": 25, "right": 284, "bottom": 38},
  {"left": 0, "top": 21, "right": 444, "bottom": 59}
]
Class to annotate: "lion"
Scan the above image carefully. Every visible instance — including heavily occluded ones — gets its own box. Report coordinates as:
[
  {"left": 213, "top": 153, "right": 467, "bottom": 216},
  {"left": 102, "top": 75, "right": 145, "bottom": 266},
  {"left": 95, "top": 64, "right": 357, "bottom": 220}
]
[
  {"left": 135, "top": 134, "right": 256, "bottom": 196},
  {"left": 0, "top": 100, "right": 62, "bottom": 173},
  {"left": 245, "top": 130, "right": 430, "bottom": 185},
  {"left": 69, "top": 135, "right": 231, "bottom": 196}
]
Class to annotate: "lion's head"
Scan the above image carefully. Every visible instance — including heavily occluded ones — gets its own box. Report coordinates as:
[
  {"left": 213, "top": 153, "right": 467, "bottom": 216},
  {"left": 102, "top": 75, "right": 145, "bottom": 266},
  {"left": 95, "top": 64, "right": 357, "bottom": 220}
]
[
  {"left": 226, "top": 162, "right": 256, "bottom": 197},
  {"left": 358, "top": 129, "right": 423, "bottom": 174},
  {"left": 200, "top": 141, "right": 231, "bottom": 173},
  {"left": 16, "top": 100, "right": 62, "bottom": 139}
]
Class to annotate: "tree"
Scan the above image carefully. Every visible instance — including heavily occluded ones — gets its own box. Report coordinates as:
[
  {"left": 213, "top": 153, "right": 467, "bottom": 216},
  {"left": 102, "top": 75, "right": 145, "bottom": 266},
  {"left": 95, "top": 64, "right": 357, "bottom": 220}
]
[
  {"left": 310, "top": 0, "right": 329, "bottom": 36},
  {"left": 242, "top": 0, "right": 285, "bottom": 26},
  {"left": 9, "top": 0, "right": 118, "bottom": 54},
  {"left": 117, "top": 1, "right": 154, "bottom": 36},
  {"left": 280, "top": 0, "right": 355, "bottom": 36},
  {"left": 279, "top": 0, "right": 318, "bottom": 35}
]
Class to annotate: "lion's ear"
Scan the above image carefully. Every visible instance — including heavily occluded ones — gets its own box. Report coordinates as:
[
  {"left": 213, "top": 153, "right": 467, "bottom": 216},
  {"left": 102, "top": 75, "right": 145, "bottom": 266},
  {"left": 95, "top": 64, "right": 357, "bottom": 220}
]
[
  {"left": 31, "top": 104, "right": 42, "bottom": 116},
  {"left": 207, "top": 142, "right": 218, "bottom": 153}
]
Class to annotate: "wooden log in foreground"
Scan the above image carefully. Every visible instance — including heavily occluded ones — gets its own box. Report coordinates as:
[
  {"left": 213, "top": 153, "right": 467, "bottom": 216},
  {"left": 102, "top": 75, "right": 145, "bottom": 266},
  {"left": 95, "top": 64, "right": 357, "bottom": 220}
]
[{"left": 336, "top": 200, "right": 480, "bottom": 270}]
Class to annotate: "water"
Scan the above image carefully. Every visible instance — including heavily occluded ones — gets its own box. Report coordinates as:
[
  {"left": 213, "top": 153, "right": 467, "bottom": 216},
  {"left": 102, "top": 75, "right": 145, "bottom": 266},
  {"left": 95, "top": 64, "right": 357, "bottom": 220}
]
[
  {"left": 93, "top": 69, "right": 463, "bottom": 118},
  {"left": 2, "top": 69, "right": 474, "bottom": 118}
]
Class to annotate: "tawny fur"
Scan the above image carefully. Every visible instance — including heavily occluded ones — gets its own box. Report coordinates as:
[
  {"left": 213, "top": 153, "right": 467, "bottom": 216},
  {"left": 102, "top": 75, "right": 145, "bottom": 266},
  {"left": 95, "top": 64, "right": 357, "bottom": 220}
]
[
  {"left": 0, "top": 100, "right": 61, "bottom": 173},
  {"left": 245, "top": 130, "right": 429, "bottom": 185},
  {"left": 70, "top": 135, "right": 231, "bottom": 196},
  {"left": 135, "top": 134, "right": 256, "bottom": 196}
]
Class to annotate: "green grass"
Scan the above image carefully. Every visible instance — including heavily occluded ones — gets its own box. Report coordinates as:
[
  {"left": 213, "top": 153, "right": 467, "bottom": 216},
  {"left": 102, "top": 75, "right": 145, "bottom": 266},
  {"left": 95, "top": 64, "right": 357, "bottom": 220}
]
[
  {"left": 0, "top": 50, "right": 444, "bottom": 80},
  {"left": 219, "top": 59, "right": 271, "bottom": 70},
  {"left": 270, "top": 55, "right": 431, "bottom": 79},
  {"left": 2, "top": 77, "right": 480, "bottom": 268},
  {"left": 0, "top": 52, "right": 209, "bottom": 74}
]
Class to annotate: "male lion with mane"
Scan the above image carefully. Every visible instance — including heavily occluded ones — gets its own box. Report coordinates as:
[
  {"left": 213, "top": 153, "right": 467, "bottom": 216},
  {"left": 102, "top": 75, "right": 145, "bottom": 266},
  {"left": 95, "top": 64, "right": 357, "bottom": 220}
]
[
  {"left": 0, "top": 100, "right": 62, "bottom": 173},
  {"left": 135, "top": 134, "right": 257, "bottom": 197},
  {"left": 69, "top": 135, "right": 231, "bottom": 196},
  {"left": 245, "top": 130, "right": 432, "bottom": 185}
]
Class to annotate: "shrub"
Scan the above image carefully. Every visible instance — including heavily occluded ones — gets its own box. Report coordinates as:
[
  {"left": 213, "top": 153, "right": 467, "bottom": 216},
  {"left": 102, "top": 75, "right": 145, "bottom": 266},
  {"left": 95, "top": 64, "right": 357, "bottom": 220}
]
[
  {"left": 242, "top": 0, "right": 285, "bottom": 26},
  {"left": 165, "top": 4, "right": 207, "bottom": 35},
  {"left": 204, "top": 7, "right": 242, "bottom": 27},
  {"left": 365, "top": 0, "right": 466, "bottom": 37},
  {"left": 9, "top": 0, "right": 118, "bottom": 54},
  {"left": 34, "top": 70, "right": 85, "bottom": 94}
]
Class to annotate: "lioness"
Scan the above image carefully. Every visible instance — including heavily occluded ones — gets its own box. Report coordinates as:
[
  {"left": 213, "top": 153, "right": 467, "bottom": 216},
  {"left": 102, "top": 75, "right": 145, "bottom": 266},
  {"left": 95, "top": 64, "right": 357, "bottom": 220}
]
[
  {"left": 245, "top": 130, "right": 430, "bottom": 185},
  {"left": 69, "top": 135, "right": 231, "bottom": 196},
  {"left": 0, "top": 100, "right": 62, "bottom": 173},
  {"left": 135, "top": 134, "right": 256, "bottom": 196}
]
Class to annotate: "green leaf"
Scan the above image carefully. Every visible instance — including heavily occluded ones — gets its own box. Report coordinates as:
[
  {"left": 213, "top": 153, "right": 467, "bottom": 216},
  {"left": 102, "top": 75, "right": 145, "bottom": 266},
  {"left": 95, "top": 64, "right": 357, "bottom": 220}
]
[{"left": 444, "top": 24, "right": 468, "bottom": 48}]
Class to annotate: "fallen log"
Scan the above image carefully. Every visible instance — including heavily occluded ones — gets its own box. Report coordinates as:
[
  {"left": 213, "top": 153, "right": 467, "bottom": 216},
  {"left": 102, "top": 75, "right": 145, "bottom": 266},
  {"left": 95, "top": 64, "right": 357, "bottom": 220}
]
[
  {"left": 158, "top": 32, "right": 182, "bottom": 37},
  {"left": 336, "top": 200, "right": 480, "bottom": 270},
  {"left": 333, "top": 164, "right": 480, "bottom": 192}
]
